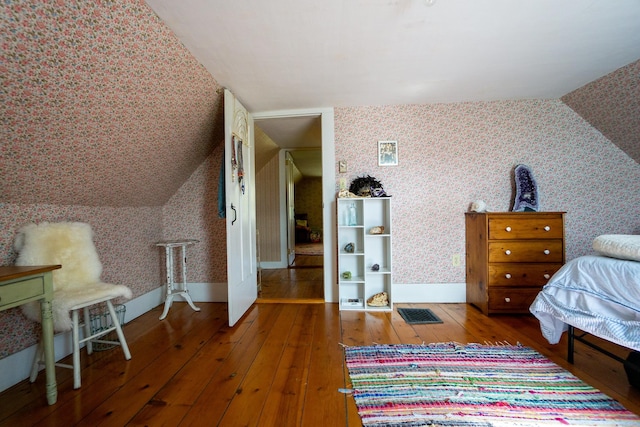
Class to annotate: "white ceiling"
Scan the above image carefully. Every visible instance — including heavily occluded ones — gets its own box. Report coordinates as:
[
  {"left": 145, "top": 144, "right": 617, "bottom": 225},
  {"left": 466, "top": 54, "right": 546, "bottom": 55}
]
[
  {"left": 145, "top": 0, "right": 640, "bottom": 177},
  {"left": 254, "top": 116, "right": 323, "bottom": 177},
  {"left": 146, "top": 0, "right": 640, "bottom": 112}
]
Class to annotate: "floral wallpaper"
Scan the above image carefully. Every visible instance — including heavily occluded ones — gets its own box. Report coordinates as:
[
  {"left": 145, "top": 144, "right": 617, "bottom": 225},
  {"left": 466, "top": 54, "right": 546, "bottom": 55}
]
[
  {"left": 0, "top": 0, "right": 223, "bottom": 207},
  {"left": 0, "top": 0, "right": 226, "bottom": 360},
  {"left": 561, "top": 60, "right": 640, "bottom": 165},
  {"left": 334, "top": 99, "right": 640, "bottom": 285},
  {"left": 162, "top": 143, "right": 228, "bottom": 283}
]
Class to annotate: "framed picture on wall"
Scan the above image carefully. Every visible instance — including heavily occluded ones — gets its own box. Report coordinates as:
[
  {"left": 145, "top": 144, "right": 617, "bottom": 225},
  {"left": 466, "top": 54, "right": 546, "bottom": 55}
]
[{"left": 378, "top": 140, "right": 398, "bottom": 166}]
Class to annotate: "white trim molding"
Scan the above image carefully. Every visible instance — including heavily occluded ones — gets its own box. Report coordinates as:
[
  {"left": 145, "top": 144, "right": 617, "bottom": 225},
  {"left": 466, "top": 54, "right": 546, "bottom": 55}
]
[{"left": 392, "top": 282, "right": 466, "bottom": 303}]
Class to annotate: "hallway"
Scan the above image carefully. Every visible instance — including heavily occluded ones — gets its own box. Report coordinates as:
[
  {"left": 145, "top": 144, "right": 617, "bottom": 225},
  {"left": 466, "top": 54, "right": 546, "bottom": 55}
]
[{"left": 257, "top": 254, "right": 324, "bottom": 301}]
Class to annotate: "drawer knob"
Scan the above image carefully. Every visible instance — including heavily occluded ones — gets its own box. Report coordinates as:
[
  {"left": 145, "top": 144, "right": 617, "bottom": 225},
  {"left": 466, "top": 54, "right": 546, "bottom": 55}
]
[
  {"left": 543, "top": 249, "right": 550, "bottom": 255},
  {"left": 505, "top": 226, "right": 512, "bottom": 232},
  {"left": 504, "top": 297, "right": 511, "bottom": 303},
  {"left": 505, "top": 273, "right": 512, "bottom": 279},
  {"left": 544, "top": 274, "right": 550, "bottom": 279},
  {"left": 544, "top": 226, "right": 551, "bottom": 231},
  {"left": 505, "top": 250, "right": 511, "bottom": 255}
]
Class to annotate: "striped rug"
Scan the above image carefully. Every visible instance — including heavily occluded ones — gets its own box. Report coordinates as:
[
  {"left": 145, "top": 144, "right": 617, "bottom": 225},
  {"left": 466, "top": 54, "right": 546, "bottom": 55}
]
[{"left": 344, "top": 343, "right": 640, "bottom": 426}]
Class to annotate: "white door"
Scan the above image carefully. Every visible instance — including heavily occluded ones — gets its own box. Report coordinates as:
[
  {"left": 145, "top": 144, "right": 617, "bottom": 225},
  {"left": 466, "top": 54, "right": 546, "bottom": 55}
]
[
  {"left": 224, "top": 90, "right": 257, "bottom": 326},
  {"left": 285, "top": 152, "right": 296, "bottom": 266}
]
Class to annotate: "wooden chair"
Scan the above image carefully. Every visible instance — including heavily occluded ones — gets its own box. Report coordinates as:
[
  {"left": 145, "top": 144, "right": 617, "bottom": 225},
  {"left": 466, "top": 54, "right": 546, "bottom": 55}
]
[{"left": 14, "top": 222, "right": 132, "bottom": 389}]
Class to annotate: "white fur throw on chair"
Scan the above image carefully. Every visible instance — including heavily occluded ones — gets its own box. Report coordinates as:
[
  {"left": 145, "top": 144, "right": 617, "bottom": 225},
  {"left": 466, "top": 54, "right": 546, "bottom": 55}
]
[{"left": 14, "top": 222, "right": 133, "bottom": 331}]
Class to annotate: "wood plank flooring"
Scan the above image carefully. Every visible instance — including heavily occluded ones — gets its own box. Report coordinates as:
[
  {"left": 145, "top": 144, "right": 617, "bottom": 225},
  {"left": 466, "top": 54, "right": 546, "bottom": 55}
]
[
  {"left": 1, "top": 300, "right": 638, "bottom": 426},
  {"left": 257, "top": 255, "right": 324, "bottom": 302}
]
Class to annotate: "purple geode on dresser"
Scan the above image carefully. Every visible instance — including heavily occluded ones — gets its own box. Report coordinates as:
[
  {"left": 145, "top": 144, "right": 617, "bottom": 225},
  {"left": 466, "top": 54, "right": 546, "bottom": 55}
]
[{"left": 512, "top": 164, "right": 539, "bottom": 212}]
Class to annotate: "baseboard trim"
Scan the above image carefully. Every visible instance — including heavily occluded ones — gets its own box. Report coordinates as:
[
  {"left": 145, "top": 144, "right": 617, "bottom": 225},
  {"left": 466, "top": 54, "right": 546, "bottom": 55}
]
[
  {"left": 187, "top": 282, "right": 228, "bottom": 302},
  {"left": 392, "top": 282, "right": 466, "bottom": 303},
  {"left": 260, "top": 261, "right": 288, "bottom": 269}
]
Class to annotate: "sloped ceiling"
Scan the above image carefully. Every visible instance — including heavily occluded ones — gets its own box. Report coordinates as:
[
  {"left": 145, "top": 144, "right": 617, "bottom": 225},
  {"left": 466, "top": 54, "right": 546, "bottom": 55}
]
[
  {"left": 561, "top": 61, "right": 640, "bottom": 164},
  {"left": 1, "top": 1, "right": 224, "bottom": 207},
  {"left": 255, "top": 116, "right": 322, "bottom": 178}
]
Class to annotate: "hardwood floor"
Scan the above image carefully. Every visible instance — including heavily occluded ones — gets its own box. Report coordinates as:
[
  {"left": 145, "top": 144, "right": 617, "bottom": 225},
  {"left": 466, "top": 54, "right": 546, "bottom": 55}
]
[
  {"left": 257, "top": 254, "right": 324, "bottom": 302},
  {"left": 1, "top": 300, "right": 638, "bottom": 426}
]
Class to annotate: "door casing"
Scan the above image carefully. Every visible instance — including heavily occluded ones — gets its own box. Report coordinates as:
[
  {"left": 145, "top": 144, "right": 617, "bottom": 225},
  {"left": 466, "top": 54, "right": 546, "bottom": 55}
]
[{"left": 252, "top": 108, "right": 336, "bottom": 302}]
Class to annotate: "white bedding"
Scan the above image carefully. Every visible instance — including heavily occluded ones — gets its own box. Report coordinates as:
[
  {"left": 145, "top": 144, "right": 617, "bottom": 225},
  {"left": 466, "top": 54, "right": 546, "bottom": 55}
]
[{"left": 530, "top": 255, "right": 640, "bottom": 352}]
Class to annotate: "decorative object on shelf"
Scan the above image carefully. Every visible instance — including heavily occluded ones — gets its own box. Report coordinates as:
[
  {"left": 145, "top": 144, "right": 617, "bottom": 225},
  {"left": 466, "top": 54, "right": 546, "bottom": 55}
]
[
  {"left": 342, "top": 271, "right": 352, "bottom": 279},
  {"left": 371, "top": 263, "right": 380, "bottom": 271},
  {"left": 342, "top": 298, "right": 363, "bottom": 306},
  {"left": 344, "top": 242, "right": 355, "bottom": 253},
  {"left": 378, "top": 140, "right": 398, "bottom": 166},
  {"left": 469, "top": 200, "right": 487, "bottom": 213},
  {"left": 338, "top": 189, "right": 358, "bottom": 198},
  {"left": 348, "top": 203, "right": 357, "bottom": 226},
  {"left": 512, "top": 164, "right": 539, "bottom": 212},
  {"left": 349, "top": 175, "right": 390, "bottom": 198},
  {"left": 369, "top": 226, "right": 384, "bottom": 234},
  {"left": 367, "top": 291, "right": 389, "bottom": 307}
]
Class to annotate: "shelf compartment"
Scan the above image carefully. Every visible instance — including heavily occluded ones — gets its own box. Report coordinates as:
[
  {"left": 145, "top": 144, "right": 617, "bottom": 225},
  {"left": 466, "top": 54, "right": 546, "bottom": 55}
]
[
  {"left": 363, "top": 198, "right": 391, "bottom": 234},
  {"left": 364, "top": 235, "right": 391, "bottom": 273},
  {"left": 337, "top": 199, "right": 364, "bottom": 227},
  {"left": 338, "top": 255, "right": 364, "bottom": 282}
]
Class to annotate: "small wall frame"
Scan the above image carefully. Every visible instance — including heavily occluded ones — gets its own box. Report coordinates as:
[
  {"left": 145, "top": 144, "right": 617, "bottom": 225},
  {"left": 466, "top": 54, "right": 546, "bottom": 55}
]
[{"left": 378, "top": 140, "right": 398, "bottom": 166}]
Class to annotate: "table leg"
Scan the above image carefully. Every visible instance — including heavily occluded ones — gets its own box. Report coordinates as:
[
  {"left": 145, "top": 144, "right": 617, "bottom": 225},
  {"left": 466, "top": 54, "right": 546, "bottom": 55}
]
[
  {"left": 180, "top": 244, "right": 200, "bottom": 313},
  {"left": 159, "top": 246, "right": 174, "bottom": 320},
  {"left": 40, "top": 299, "right": 57, "bottom": 405}
]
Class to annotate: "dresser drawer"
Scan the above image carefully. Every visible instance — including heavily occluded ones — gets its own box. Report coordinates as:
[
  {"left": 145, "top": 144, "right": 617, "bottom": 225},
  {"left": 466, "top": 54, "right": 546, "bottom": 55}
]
[
  {"left": 489, "top": 217, "right": 563, "bottom": 240},
  {"left": 0, "top": 277, "right": 45, "bottom": 308},
  {"left": 488, "top": 287, "right": 541, "bottom": 312},
  {"left": 488, "top": 240, "right": 564, "bottom": 263},
  {"left": 488, "top": 263, "right": 562, "bottom": 287}
]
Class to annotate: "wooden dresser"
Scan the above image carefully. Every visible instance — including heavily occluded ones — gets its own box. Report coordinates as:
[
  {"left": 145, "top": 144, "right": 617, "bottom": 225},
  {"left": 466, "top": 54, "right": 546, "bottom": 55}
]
[{"left": 465, "top": 212, "right": 565, "bottom": 315}]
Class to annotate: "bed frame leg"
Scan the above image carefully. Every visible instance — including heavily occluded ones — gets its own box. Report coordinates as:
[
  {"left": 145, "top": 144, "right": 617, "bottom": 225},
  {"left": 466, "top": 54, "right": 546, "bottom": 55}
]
[{"left": 567, "top": 325, "right": 575, "bottom": 364}]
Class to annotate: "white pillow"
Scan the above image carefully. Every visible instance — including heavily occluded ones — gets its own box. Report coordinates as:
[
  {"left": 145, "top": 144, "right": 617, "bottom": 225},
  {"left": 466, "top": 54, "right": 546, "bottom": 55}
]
[{"left": 593, "top": 234, "right": 640, "bottom": 262}]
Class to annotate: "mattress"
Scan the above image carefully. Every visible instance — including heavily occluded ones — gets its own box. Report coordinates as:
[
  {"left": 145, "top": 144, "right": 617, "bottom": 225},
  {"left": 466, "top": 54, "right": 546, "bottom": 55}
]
[{"left": 530, "top": 255, "right": 640, "bottom": 352}]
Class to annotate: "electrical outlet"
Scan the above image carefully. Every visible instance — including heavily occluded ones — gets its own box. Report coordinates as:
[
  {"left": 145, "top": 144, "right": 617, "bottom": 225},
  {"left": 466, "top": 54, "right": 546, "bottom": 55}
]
[{"left": 452, "top": 254, "right": 461, "bottom": 267}]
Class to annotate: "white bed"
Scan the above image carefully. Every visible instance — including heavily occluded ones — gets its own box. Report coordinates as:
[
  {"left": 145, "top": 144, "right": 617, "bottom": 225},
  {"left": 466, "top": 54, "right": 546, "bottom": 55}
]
[{"left": 530, "top": 254, "right": 640, "bottom": 352}]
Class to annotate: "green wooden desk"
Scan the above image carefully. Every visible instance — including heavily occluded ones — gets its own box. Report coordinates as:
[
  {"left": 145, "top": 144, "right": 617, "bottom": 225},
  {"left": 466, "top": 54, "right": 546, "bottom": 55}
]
[{"left": 0, "top": 265, "right": 61, "bottom": 405}]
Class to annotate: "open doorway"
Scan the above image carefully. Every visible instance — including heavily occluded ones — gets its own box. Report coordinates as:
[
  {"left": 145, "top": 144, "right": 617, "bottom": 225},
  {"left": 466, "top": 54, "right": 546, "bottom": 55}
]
[
  {"left": 253, "top": 112, "right": 332, "bottom": 302},
  {"left": 288, "top": 149, "right": 324, "bottom": 266}
]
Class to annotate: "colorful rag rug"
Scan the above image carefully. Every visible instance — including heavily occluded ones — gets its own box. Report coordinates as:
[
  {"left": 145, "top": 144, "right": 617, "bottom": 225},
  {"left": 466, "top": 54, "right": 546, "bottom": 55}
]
[{"left": 344, "top": 343, "right": 640, "bottom": 426}]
